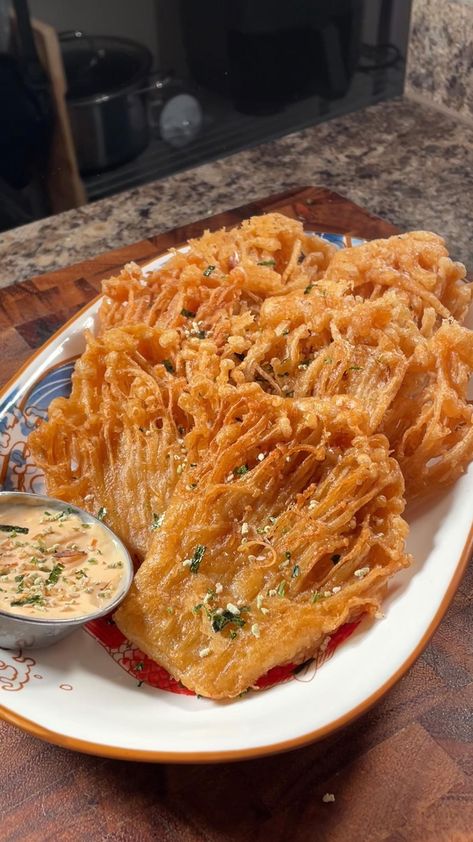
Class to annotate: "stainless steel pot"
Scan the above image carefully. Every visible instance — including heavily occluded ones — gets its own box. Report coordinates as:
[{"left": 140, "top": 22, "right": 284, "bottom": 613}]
[{"left": 60, "top": 31, "right": 154, "bottom": 174}]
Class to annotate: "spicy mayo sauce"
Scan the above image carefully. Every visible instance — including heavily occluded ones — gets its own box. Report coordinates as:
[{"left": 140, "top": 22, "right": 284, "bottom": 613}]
[{"left": 0, "top": 504, "right": 127, "bottom": 618}]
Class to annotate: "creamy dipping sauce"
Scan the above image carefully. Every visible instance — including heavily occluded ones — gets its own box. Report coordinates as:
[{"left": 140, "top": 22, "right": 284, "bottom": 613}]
[{"left": 0, "top": 504, "right": 127, "bottom": 618}]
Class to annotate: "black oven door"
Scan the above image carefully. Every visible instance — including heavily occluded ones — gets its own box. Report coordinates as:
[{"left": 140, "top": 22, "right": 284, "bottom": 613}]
[{"left": 180, "top": 0, "right": 364, "bottom": 113}]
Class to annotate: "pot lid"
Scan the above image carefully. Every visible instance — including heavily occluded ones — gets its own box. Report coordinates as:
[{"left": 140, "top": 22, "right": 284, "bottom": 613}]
[{"left": 60, "top": 32, "right": 152, "bottom": 101}]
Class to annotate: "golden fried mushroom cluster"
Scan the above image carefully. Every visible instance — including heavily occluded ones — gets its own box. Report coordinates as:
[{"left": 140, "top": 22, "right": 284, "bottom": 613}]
[
  {"left": 115, "top": 388, "right": 409, "bottom": 699},
  {"left": 29, "top": 213, "right": 473, "bottom": 698}
]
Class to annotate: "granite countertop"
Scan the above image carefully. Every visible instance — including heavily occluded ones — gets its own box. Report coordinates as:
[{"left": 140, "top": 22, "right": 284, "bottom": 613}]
[{"left": 1, "top": 95, "right": 473, "bottom": 289}]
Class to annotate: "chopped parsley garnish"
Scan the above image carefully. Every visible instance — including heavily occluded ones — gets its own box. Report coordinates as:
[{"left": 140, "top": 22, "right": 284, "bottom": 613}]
[
  {"left": 284, "top": 550, "right": 291, "bottom": 561},
  {"left": 292, "top": 565, "right": 301, "bottom": 578},
  {"left": 97, "top": 507, "right": 107, "bottom": 521},
  {"left": 304, "top": 283, "right": 314, "bottom": 295},
  {"left": 212, "top": 610, "right": 246, "bottom": 633},
  {"left": 11, "top": 594, "right": 44, "bottom": 607},
  {"left": 135, "top": 661, "right": 145, "bottom": 672},
  {"left": 331, "top": 554, "right": 341, "bottom": 564},
  {"left": 190, "top": 544, "right": 206, "bottom": 573},
  {"left": 196, "top": 330, "right": 207, "bottom": 339},
  {"left": 0, "top": 524, "right": 29, "bottom": 534},
  {"left": 257, "top": 259, "right": 276, "bottom": 267},
  {"left": 151, "top": 512, "right": 165, "bottom": 531},
  {"left": 193, "top": 603, "right": 203, "bottom": 613},
  {"left": 311, "top": 591, "right": 324, "bottom": 603},
  {"left": 181, "top": 308, "right": 196, "bottom": 318},
  {"left": 46, "top": 563, "right": 65, "bottom": 586},
  {"left": 277, "top": 580, "right": 286, "bottom": 597},
  {"left": 348, "top": 365, "right": 363, "bottom": 371},
  {"left": 163, "top": 359, "right": 174, "bottom": 373},
  {"left": 203, "top": 265, "right": 216, "bottom": 277},
  {"left": 44, "top": 507, "right": 75, "bottom": 522},
  {"left": 233, "top": 464, "right": 249, "bottom": 476},
  {"left": 33, "top": 542, "right": 46, "bottom": 553}
]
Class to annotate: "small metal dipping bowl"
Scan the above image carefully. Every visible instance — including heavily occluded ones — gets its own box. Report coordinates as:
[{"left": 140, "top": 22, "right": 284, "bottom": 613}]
[{"left": 0, "top": 492, "right": 134, "bottom": 650}]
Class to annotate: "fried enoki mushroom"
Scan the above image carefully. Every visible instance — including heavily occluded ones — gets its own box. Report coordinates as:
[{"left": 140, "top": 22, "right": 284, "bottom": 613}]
[
  {"left": 221, "top": 286, "right": 473, "bottom": 498},
  {"left": 115, "top": 386, "right": 410, "bottom": 698},
  {"left": 322, "top": 231, "right": 471, "bottom": 325},
  {"left": 99, "top": 212, "right": 335, "bottom": 334},
  {"left": 230, "top": 288, "right": 418, "bottom": 430},
  {"left": 382, "top": 317, "right": 473, "bottom": 496},
  {"left": 27, "top": 213, "right": 473, "bottom": 700},
  {"left": 28, "top": 325, "right": 193, "bottom": 560}
]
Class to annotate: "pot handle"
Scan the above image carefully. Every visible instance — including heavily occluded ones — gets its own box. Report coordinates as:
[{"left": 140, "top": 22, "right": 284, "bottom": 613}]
[
  {"left": 141, "top": 73, "right": 173, "bottom": 96},
  {"left": 58, "top": 30, "right": 101, "bottom": 56},
  {"left": 59, "top": 29, "right": 93, "bottom": 44},
  {"left": 59, "top": 30, "right": 85, "bottom": 39},
  {"left": 144, "top": 74, "right": 173, "bottom": 130}
]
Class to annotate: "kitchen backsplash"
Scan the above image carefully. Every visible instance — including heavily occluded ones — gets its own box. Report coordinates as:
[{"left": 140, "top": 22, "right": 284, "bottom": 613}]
[{"left": 406, "top": 0, "right": 473, "bottom": 123}]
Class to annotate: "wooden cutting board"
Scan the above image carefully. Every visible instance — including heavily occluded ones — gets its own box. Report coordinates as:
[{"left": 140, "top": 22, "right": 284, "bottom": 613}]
[
  {"left": 1, "top": 187, "right": 472, "bottom": 842},
  {"left": 0, "top": 186, "right": 397, "bottom": 387}
]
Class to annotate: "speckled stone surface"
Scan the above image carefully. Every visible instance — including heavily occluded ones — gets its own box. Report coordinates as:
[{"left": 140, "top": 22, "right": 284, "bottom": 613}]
[
  {"left": 1, "top": 96, "right": 473, "bottom": 289},
  {"left": 407, "top": 0, "right": 473, "bottom": 122}
]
